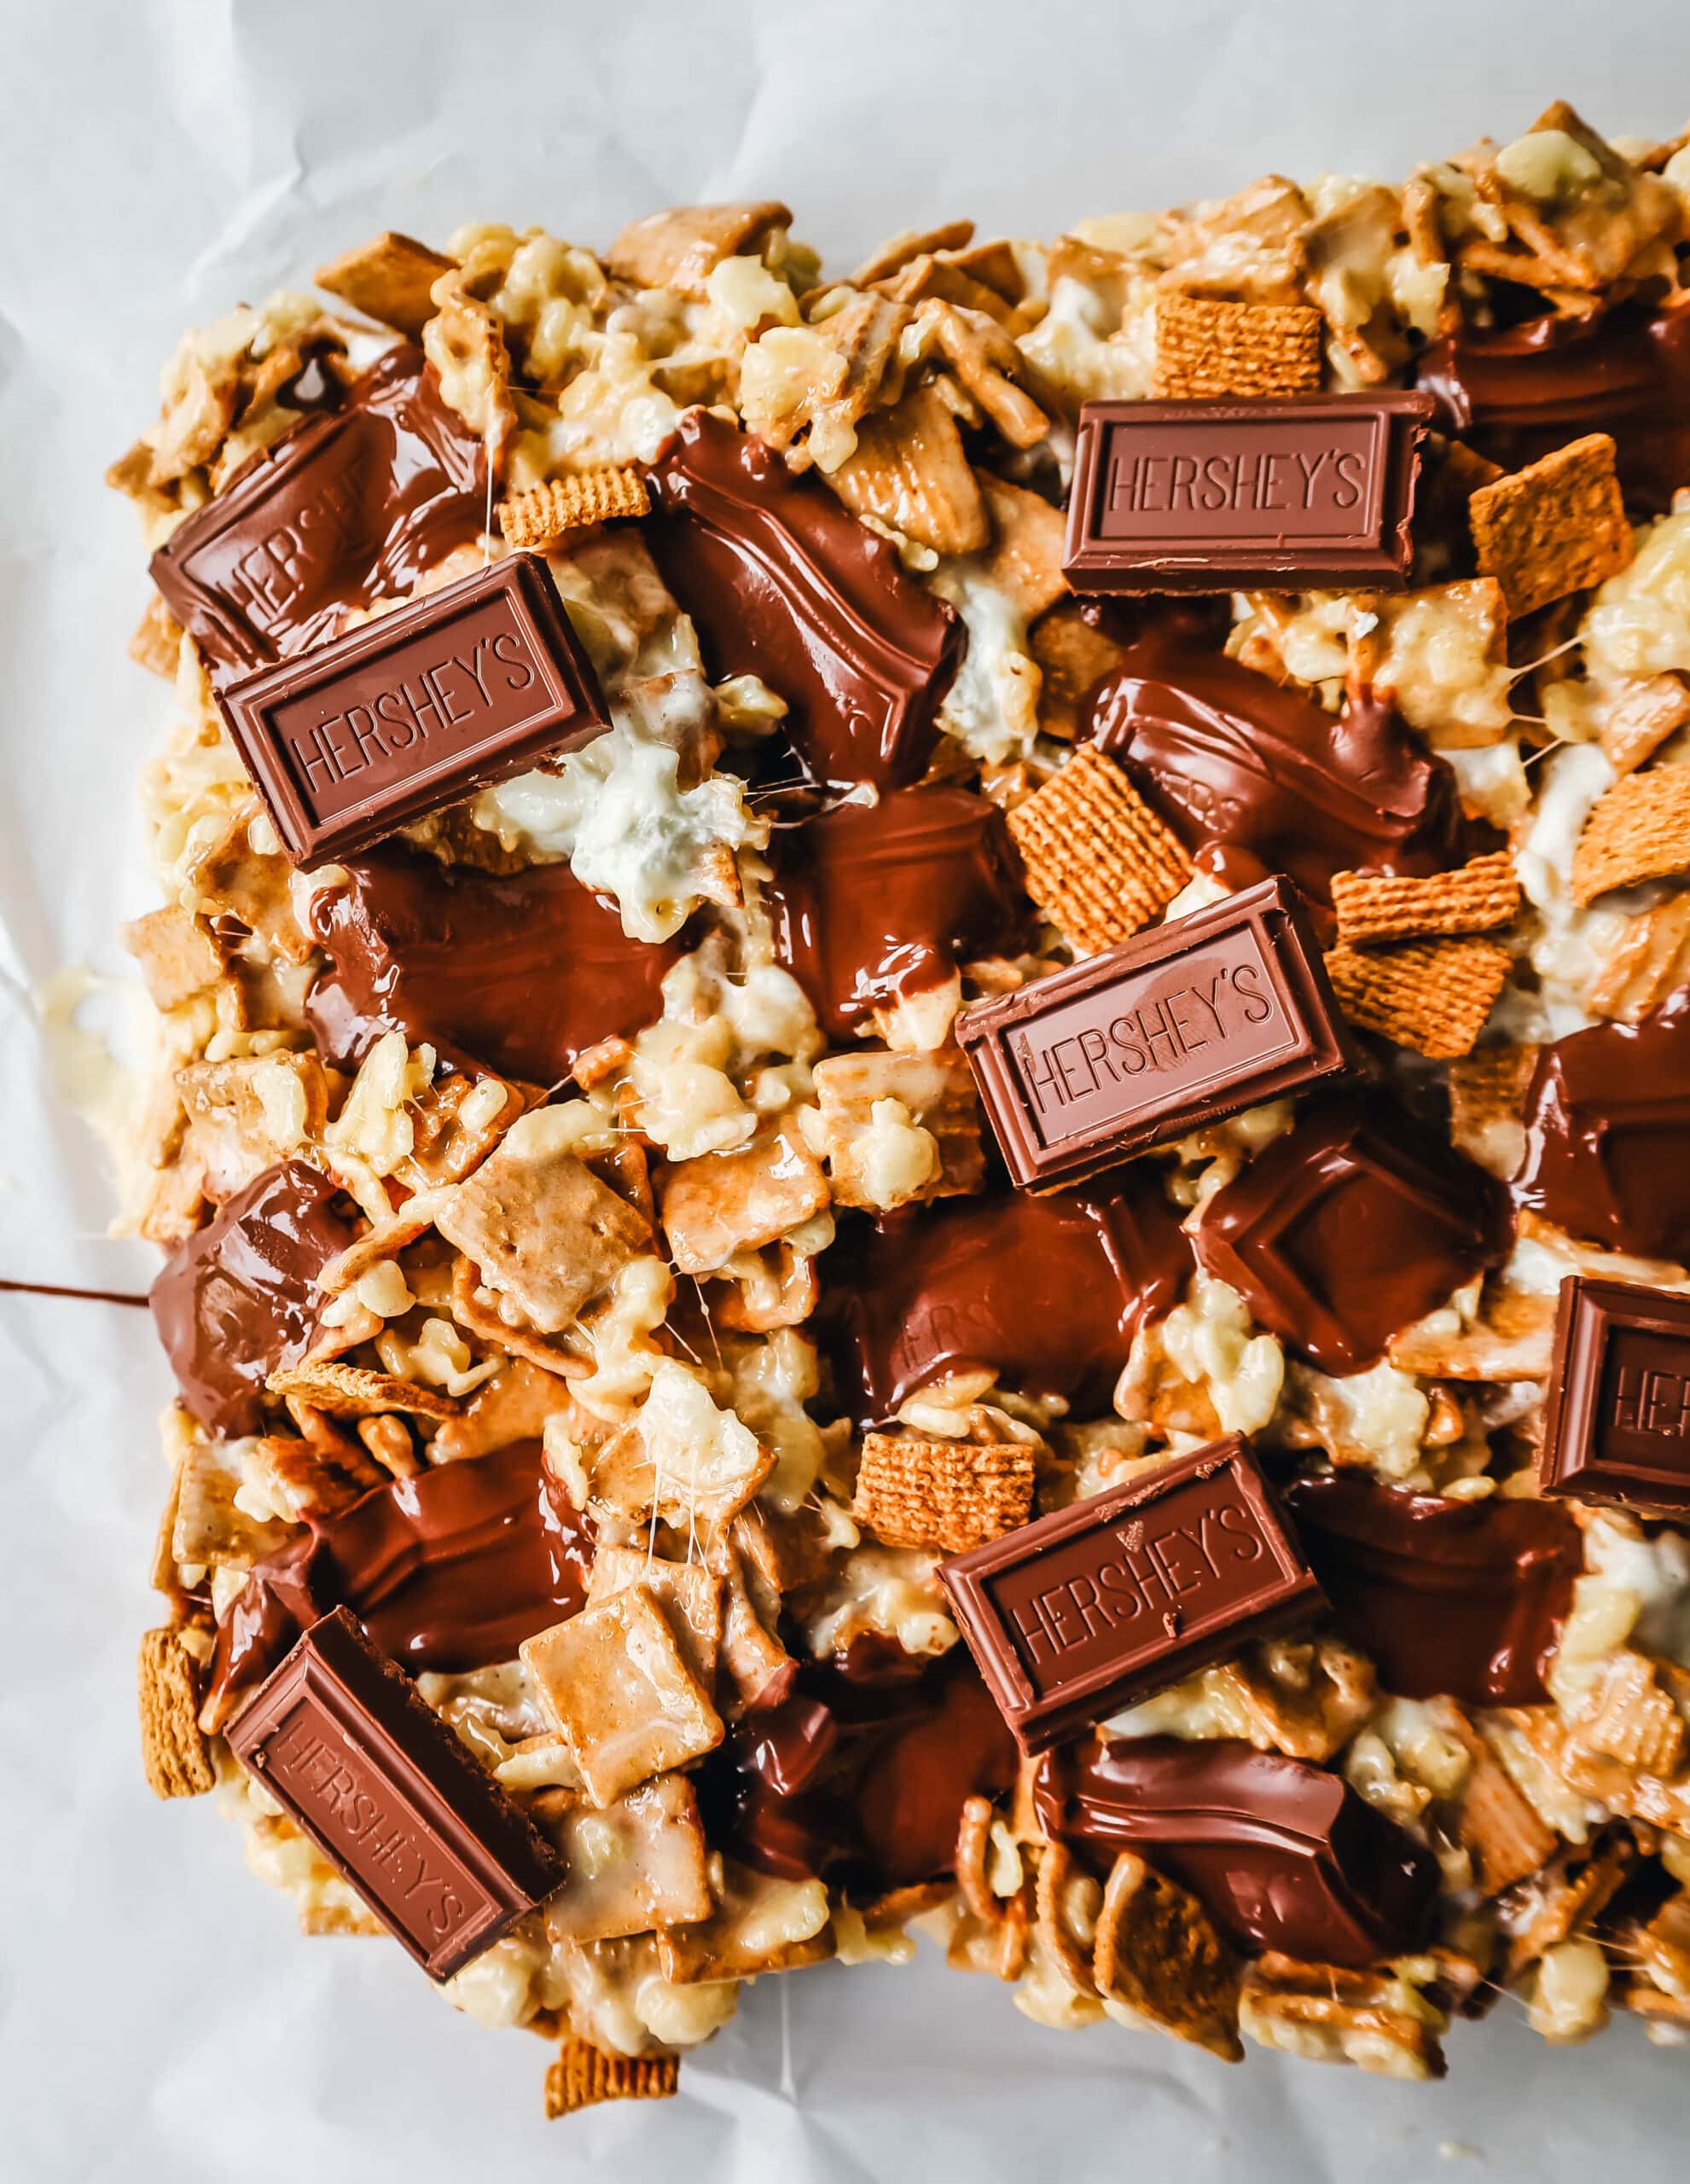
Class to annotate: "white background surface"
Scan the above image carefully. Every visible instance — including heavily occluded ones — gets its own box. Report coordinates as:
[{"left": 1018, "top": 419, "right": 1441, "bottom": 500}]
[{"left": 3, "top": 3, "right": 1688, "bottom": 2175}]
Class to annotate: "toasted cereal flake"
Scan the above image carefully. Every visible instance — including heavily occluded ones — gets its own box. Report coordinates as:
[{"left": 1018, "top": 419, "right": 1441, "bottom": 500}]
[
  {"left": 828, "top": 379, "right": 988, "bottom": 555},
  {"left": 521, "top": 1587, "right": 724, "bottom": 1807},
  {"left": 1330, "top": 851, "right": 1520, "bottom": 948},
  {"left": 1571, "top": 1652, "right": 1687, "bottom": 1778},
  {"left": 122, "top": 904, "right": 225, "bottom": 1011},
  {"left": 813, "top": 1048, "right": 984, "bottom": 1209},
  {"left": 1588, "top": 893, "right": 1690, "bottom": 1022},
  {"left": 1152, "top": 291, "right": 1323, "bottom": 398},
  {"left": 587, "top": 1547, "right": 723, "bottom": 1690},
  {"left": 1502, "top": 1834, "right": 1636, "bottom": 1980},
  {"left": 1571, "top": 763, "right": 1690, "bottom": 903},
  {"left": 655, "top": 1856, "right": 834, "bottom": 1983},
  {"left": 1447, "top": 1043, "right": 1541, "bottom": 1176},
  {"left": 130, "top": 594, "right": 183, "bottom": 679},
  {"left": 916, "top": 300, "right": 1048, "bottom": 449},
  {"left": 1028, "top": 602, "right": 1131, "bottom": 741},
  {"left": 976, "top": 475, "right": 1069, "bottom": 621},
  {"left": 657, "top": 1124, "right": 829, "bottom": 1277},
  {"left": 137, "top": 1627, "right": 216, "bottom": 1798},
  {"left": 315, "top": 230, "right": 456, "bottom": 336},
  {"left": 1092, "top": 1850, "right": 1242, "bottom": 2060},
  {"left": 543, "top": 2036, "right": 679, "bottom": 2119},
  {"left": 265, "top": 1359, "right": 459, "bottom": 1421},
  {"left": 1470, "top": 433, "right": 1634, "bottom": 619},
  {"left": 1599, "top": 673, "right": 1690, "bottom": 776},
  {"left": 1324, "top": 936, "right": 1512, "bottom": 1058},
  {"left": 542, "top": 1774, "right": 713, "bottom": 1944},
  {"left": 1445, "top": 1708, "right": 1560, "bottom": 1895},
  {"left": 852, "top": 1431, "right": 1036, "bottom": 1554},
  {"left": 498, "top": 468, "right": 650, "bottom": 550},
  {"left": 851, "top": 220, "right": 977, "bottom": 288},
  {"left": 423, "top": 268, "right": 515, "bottom": 468},
  {"left": 1006, "top": 744, "right": 1192, "bottom": 955},
  {"left": 434, "top": 1118, "right": 651, "bottom": 1333},
  {"left": 605, "top": 201, "right": 792, "bottom": 298},
  {"left": 1240, "top": 1952, "right": 1447, "bottom": 2079}
]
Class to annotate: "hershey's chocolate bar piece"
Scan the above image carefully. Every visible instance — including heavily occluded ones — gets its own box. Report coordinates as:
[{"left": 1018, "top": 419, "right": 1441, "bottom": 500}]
[
  {"left": 1539, "top": 1275, "right": 1690, "bottom": 1516},
  {"left": 955, "top": 877, "right": 1354, "bottom": 1191},
  {"left": 1065, "top": 393, "right": 1434, "bottom": 593},
  {"left": 226, "top": 1606, "right": 564, "bottom": 1980},
  {"left": 1034, "top": 1735, "right": 1438, "bottom": 1966},
  {"left": 938, "top": 1437, "right": 1324, "bottom": 1753},
  {"left": 1283, "top": 1472, "right": 1577, "bottom": 1708},
  {"left": 149, "top": 346, "right": 485, "bottom": 681},
  {"left": 218, "top": 554, "right": 608, "bottom": 868}
]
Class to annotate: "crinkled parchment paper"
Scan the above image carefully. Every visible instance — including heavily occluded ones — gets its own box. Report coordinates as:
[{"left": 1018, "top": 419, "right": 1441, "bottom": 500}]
[{"left": 3, "top": 3, "right": 1688, "bottom": 2175}]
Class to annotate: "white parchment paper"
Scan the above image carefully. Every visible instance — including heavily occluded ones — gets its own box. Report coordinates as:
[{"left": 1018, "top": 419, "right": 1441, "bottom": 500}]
[{"left": 3, "top": 3, "right": 1689, "bottom": 2175}]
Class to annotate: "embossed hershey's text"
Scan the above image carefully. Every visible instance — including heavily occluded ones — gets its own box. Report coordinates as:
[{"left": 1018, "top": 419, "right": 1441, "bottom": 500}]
[
  {"left": 984, "top": 1467, "right": 1273, "bottom": 1699},
  {"left": 261, "top": 1709, "right": 477, "bottom": 1937},
  {"left": 1008, "top": 926, "right": 1292, "bottom": 1146},
  {"left": 269, "top": 600, "right": 543, "bottom": 820}
]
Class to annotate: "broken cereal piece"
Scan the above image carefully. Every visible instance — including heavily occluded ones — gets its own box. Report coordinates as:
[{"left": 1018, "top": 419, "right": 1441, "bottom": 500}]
[
  {"left": 852, "top": 1430, "right": 1035, "bottom": 1554},
  {"left": 1330, "top": 851, "right": 1519, "bottom": 949},
  {"left": 265, "top": 1360, "right": 459, "bottom": 1421},
  {"left": 1447, "top": 1042, "right": 1540, "bottom": 1176},
  {"left": 521, "top": 1586, "right": 724, "bottom": 1807},
  {"left": 604, "top": 200, "right": 792, "bottom": 298},
  {"left": 1469, "top": 433, "right": 1633, "bottom": 619},
  {"left": 1240, "top": 1952, "right": 1448, "bottom": 2079},
  {"left": 543, "top": 2037, "right": 679, "bottom": 2119},
  {"left": 315, "top": 230, "right": 457, "bottom": 336},
  {"left": 828, "top": 379, "right": 988, "bottom": 555},
  {"left": 498, "top": 468, "right": 651, "bottom": 550},
  {"left": 1092, "top": 1850, "right": 1243, "bottom": 2060},
  {"left": 1599, "top": 674, "right": 1690, "bottom": 777},
  {"left": 656, "top": 1856, "right": 833, "bottom": 1983},
  {"left": 1006, "top": 743, "right": 1191, "bottom": 956},
  {"left": 1153, "top": 291, "right": 1323, "bottom": 399},
  {"left": 138, "top": 1626, "right": 217, "bottom": 1798},
  {"left": 122, "top": 905, "right": 225, "bottom": 1013},
  {"left": 1571, "top": 764, "right": 1690, "bottom": 904},
  {"left": 1324, "top": 936, "right": 1512, "bottom": 1059}
]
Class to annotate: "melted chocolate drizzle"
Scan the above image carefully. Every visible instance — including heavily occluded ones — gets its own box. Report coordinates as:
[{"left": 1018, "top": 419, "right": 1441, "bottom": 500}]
[
  {"left": 306, "top": 844, "right": 677, "bottom": 1083},
  {"left": 830, "top": 1169, "right": 1193, "bottom": 1424},
  {"left": 149, "top": 1160, "right": 357, "bottom": 1439},
  {"left": 1417, "top": 304, "right": 1690, "bottom": 515},
  {"left": 149, "top": 346, "right": 487, "bottom": 682},
  {"left": 1196, "top": 1095, "right": 1513, "bottom": 1375},
  {"left": 766, "top": 785, "right": 1032, "bottom": 1040},
  {"left": 1285, "top": 1472, "right": 1581, "bottom": 1706},
  {"left": 643, "top": 411, "right": 967, "bottom": 791},
  {"left": 0, "top": 1280, "right": 148, "bottom": 1306},
  {"left": 1033, "top": 1734, "right": 1439, "bottom": 1965},
  {"left": 700, "top": 1636, "right": 1017, "bottom": 1896},
  {"left": 1083, "top": 632, "right": 1466, "bottom": 923},
  {"left": 1513, "top": 994, "right": 1690, "bottom": 1262},
  {"left": 207, "top": 1439, "right": 594, "bottom": 1716}
]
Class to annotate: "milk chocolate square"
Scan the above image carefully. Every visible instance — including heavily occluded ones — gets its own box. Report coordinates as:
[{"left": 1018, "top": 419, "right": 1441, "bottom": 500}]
[
  {"left": 1539, "top": 1275, "right": 1690, "bottom": 1516},
  {"left": 227, "top": 1607, "right": 565, "bottom": 1980},
  {"left": 938, "top": 1436, "right": 1325, "bottom": 1753},
  {"left": 1065, "top": 393, "right": 1434, "bottom": 593},
  {"left": 218, "top": 554, "right": 608, "bottom": 868},
  {"left": 955, "top": 878, "right": 1355, "bottom": 1191}
]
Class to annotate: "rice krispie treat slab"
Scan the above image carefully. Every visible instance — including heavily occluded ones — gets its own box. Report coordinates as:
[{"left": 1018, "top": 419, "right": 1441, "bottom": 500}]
[{"left": 107, "top": 103, "right": 1690, "bottom": 2109}]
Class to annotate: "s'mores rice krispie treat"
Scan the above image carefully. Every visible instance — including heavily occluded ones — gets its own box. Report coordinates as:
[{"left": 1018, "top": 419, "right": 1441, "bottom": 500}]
[{"left": 102, "top": 104, "right": 1690, "bottom": 2111}]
